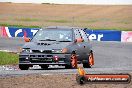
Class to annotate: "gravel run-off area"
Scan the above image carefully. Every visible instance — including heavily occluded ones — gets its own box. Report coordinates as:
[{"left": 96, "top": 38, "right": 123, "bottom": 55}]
[{"left": 0, "top": 74, "right": 132, "bottom": 88}]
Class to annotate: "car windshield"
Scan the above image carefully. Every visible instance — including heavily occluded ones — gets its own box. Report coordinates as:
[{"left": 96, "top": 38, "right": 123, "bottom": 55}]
[{"left": 31, "top": 29, "right": 73, "bottom": 42}]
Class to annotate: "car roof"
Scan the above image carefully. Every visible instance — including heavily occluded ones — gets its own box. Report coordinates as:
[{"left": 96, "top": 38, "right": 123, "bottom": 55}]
[{"left": 42, "top": 26, "right": 84, "bottom": 30}]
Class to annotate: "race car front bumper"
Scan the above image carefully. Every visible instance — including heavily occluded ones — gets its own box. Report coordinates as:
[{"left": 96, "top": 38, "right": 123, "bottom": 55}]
[{"left": 19, "top": 53, "right": 71, "bottom": 65}]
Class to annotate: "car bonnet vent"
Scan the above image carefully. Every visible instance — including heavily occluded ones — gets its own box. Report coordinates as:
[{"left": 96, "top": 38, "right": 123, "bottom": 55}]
[{"left": 37, "top": 43, "right": 51, "bottom": 46}]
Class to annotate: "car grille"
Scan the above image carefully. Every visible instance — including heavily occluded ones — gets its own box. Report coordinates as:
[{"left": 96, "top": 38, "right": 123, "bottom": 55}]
[
  {"left": 30, "top": 55, "right": 53, "bottom": 58},
  {"left": 32, "top": 50, "right": 52, "bottom": 53},
  {"left": 30, "top": 55, "right": 53, "bottom": 63}
]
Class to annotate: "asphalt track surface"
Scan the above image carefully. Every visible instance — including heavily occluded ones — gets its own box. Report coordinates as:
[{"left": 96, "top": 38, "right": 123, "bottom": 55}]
[{"left": 0, "top": 37, "right": 132, "bottom": 76}]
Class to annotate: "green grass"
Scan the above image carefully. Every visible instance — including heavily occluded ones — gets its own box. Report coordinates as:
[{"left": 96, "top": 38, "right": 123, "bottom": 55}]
[
  {"left": 46, "top": 19, "right": 70, "bottom": 23},
  {"left": 0, "top": 23, "right": 40, "bottom": 28},
  {"left": 0, "top": 22, "right": 131, "bottom": 31},
  {"left": 83, "top": 20, "right": 98, "bottom": 23},
  {"left": 0, "top": 51, "right": 18, "bottom": 65},
  {"left": 15, "top": 18, "right": 39, "bottom": 22}
]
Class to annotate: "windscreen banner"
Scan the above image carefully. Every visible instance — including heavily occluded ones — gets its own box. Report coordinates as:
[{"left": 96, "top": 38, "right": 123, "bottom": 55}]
[
  {"left": 85, "top": 30, "right": 121, "bottom": 41},
  {"left": 121, "top": 31, "right": 132, "bottom": 42}
]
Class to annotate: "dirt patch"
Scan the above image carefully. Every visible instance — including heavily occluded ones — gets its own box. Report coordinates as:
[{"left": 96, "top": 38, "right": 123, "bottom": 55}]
[
  {"left": 0, "top": 3, "right": 132, "bottom": 30},
  {"left": 0, "top": 74, "right": 131, "bottom": 88}
]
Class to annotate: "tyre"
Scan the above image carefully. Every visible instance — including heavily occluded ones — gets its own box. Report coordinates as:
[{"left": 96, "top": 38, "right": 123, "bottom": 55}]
[
  {"left": 41, "top": 65, "right": 48, "bottom": 69},
  {"left": 83, "top": 52, "right": 94, "bottom": 68},
  {"left": 65, "top": 53, "right": 78, "bottom": 69},
  {"left": 71, "top": 54, "right": 77, "bottom": 69},
  {"left": 19, "top": 64, "right": 29, "bottom": 70}
]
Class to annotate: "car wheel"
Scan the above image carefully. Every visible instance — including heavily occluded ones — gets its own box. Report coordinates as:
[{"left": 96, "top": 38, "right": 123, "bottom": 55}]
[
  {"left": 89, "top": 51, "right": 94, "bottom": 66},
  {"left": 83, "top": 52, "right": 94, "bottom": 68},
  {"left": 65, "top": 53, "right": 78, "bottom": 69},
  {"left": 19, "top": 64, "right": 29, "bottom": 70},
  {"left": 41, "top": 65, "right": 48, "bottom": 69},
  {"left": 71, "top": 54, "right": 78, "bottom": 69}
]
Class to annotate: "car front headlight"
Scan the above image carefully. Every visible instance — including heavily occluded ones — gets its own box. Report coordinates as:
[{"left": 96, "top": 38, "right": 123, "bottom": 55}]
[
  {"left": 52, "top": 48, "right": 68, "bottom": 53},
  {"left": 22, "top": 48, "right": 32, "bottom": 53},
  {"left": 62, "top": 48, "right": 68, "bottom": 53},
  {"left": 52, "top": 49, "right": 62, "bottom": 53}
]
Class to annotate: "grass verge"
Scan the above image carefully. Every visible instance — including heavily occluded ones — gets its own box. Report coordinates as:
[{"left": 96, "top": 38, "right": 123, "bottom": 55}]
[
  {"left": 0, "top": 23, "right": 40, "bottom": 28},
  {"left": 46, "top": 19, "right": 71, "bottom": 23},
  {"left": 0, "top": 51, "right": 18, "bottom": 65},
  {"left": 15, "top": 18, "right": 39, "bottom": 22},
  {"left": 0, "top": 23, "right": 131, "bottom": 31}
]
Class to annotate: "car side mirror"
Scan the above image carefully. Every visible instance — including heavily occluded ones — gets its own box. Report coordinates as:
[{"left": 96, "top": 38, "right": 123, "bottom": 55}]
[
  {"left": 75, "top": 38, "right": 84, "bottom": 43},
  {"left": 24, "top": 37, "right": 30, "bottom": 42}
]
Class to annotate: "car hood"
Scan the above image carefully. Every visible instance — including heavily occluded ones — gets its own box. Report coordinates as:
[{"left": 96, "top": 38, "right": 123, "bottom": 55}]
[{"left": 22, "top": 41, "right": 73, "bottom": 50}]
